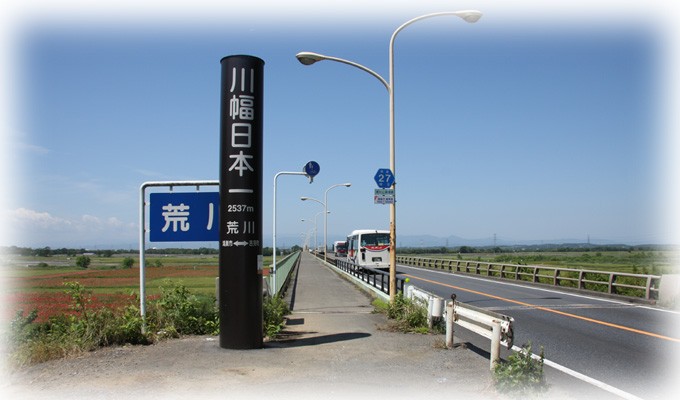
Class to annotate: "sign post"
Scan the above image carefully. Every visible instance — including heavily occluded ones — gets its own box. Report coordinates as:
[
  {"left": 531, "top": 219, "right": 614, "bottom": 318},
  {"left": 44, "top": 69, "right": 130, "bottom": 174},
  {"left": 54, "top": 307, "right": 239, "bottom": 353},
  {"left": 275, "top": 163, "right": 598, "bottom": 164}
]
[{"left": 219, "top": 55, "right": 265, "bottom": 349}]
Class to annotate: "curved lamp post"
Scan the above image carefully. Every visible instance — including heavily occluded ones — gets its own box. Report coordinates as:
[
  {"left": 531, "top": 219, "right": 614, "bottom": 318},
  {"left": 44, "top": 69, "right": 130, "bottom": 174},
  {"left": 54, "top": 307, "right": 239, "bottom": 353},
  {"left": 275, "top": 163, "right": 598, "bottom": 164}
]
[
  {"left": 301, "top": 219, "right": 316, "bottom": 251},
  {"left": 301, "top": 209, "right": 329, "bottom": 254},
  {"left": 272, "top": 171, "right": 308, "bottom": 296},
  {"left": 301, "top": 197, "right": 325, "bottom": 254},
  {"left": 324, "top": 183, "right": 351, "bottom": 263},
  {"left": 296, "top": 10, "right": 482, "bottom": 301},
  {"left": 304, "top": 183, "right": 351, "bottom": 264}
]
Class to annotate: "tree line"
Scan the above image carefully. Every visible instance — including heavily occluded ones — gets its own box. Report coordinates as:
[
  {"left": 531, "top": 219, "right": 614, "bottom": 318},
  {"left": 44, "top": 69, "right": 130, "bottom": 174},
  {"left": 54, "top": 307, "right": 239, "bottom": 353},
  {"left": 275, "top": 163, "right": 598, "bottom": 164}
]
[{"left": 2, "top": 245, "right": 303, "bottom": 257}]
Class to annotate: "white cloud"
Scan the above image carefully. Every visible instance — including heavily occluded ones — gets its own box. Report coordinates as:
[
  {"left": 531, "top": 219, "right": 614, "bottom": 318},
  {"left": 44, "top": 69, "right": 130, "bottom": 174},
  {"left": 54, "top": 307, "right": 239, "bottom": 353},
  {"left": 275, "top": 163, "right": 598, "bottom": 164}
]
[
  {"left": 81, "top": 214, "right": 101, "bottom": 224},
  {"left": 5, "top": 207, "right": 69, "bottom": 228},
  {"left": 1, "top": 208, "right": 138, "bottom": 248},
  {"left": 107, "top": 217, "right": 123, "bottom": 227}
]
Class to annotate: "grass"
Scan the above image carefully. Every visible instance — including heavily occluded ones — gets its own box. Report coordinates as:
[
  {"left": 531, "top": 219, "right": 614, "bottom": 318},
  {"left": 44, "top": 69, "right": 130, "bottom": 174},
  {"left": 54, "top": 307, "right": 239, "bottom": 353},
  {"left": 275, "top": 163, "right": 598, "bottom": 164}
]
[
  {"left": 2, "top": 255, "right": 274, "bottom": 322},
  {"left": 401, "top": 250, "right": 678, "bottom": 275},
  {"left": 372, "top": 294, "right": 434, "bottom": 334},
  {"left": 4, "top": 253, "right": 288, "bottom": 366}
]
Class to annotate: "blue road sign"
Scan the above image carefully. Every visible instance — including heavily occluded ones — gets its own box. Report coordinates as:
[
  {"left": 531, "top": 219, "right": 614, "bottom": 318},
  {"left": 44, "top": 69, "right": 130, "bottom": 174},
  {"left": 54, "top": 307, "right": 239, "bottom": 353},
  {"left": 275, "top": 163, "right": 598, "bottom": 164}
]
[
  {"left": 374, "top": 168, "right": 395, "bottom": 188},
  {"left": 150, "top": 192, "right": 219, "bottom": 242},
  {"left": 303, "top": 161, "right": 320, "bottom": 178}
]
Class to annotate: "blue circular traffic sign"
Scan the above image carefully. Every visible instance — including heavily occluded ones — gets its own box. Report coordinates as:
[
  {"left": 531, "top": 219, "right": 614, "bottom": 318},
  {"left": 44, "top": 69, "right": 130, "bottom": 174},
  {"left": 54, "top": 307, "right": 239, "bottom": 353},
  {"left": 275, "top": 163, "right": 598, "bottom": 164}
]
[{"left": 303, "top": 161, "right": 320, "bottom": 177}]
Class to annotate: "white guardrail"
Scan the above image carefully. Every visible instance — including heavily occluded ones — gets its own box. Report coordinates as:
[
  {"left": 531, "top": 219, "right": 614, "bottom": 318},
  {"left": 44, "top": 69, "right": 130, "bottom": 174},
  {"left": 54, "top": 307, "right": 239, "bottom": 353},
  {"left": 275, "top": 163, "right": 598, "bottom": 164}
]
[{"left": 406, "top": 285, "right": 514, "bottom": 369}]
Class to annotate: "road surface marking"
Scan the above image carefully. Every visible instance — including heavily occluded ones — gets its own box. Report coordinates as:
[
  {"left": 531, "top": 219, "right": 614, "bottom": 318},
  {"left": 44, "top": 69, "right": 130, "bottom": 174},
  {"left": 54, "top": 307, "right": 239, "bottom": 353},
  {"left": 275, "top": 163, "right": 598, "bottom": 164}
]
[
  {"left": 511, "top": 345, "right": 645, "bottom": 400},
  {"left": 403, "top": 273, "right": 680, "bottom": 343}
]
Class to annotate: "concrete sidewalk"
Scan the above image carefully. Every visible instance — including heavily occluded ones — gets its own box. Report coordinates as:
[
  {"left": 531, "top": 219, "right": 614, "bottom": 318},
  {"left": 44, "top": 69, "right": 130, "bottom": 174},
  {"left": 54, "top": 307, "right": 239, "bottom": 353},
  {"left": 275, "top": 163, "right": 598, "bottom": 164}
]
[
  {"left": 6, "top": 252, "right": 612, "bottom": 400},
  {"left": 266, "top": 251, "right": 499, "bottom": 398}
]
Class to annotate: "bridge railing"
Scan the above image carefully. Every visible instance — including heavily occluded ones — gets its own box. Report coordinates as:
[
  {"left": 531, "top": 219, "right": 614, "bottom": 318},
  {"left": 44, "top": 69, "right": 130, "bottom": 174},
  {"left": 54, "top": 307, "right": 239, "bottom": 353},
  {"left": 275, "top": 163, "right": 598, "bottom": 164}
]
[
  {"left": 267, "top": 250, "right": 301, "bottom": 297},
  {"left": 312, "top": 251, "right": 406, "bottom": 297},
  {"left": 397, "top": 256, "right": 661, "bottom": 301}
]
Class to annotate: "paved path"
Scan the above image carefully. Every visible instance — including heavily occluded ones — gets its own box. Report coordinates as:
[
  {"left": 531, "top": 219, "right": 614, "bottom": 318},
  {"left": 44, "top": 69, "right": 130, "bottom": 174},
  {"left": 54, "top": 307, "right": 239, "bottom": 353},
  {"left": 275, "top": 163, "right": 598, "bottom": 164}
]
[{"left": 5, "top": 252, "right": 611, "bottom": 399}]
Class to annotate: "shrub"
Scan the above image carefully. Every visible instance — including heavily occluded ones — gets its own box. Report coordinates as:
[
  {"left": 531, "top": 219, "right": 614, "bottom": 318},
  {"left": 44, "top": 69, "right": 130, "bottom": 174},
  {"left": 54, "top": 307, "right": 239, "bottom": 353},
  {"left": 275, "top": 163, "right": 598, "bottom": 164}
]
[
  {"left": 75, "top": 255, "right": 91, "bottom": 268},
  {"left": 493, "top": 341, "right": 547, "bottom": 397},
  {"left": 145, "top": 282, "right": 218, "bottom": 338},
  {"left": 6, "top": 281, "right": 219, "bottom": 367},
  {"left": 385, "top": 292, "right": 429, "bottom": 333},
  {"left": 121, "top": 257, "right": 135, "bottom": 269},
  {"left": 263, "top": 296, "right": 290, "bottom": 339}
]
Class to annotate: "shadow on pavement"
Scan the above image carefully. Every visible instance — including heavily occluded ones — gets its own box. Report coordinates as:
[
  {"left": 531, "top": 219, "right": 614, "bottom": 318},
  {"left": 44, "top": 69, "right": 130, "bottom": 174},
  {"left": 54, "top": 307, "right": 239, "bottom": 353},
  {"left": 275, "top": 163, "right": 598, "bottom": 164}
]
[{"left": 266, "top": 332, "right": 371, "bottom": 348}]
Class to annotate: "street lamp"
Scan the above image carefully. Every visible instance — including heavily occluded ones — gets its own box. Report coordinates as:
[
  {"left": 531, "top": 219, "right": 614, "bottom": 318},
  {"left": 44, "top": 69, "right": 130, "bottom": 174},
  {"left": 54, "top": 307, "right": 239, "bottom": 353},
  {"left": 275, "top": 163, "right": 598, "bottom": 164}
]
[
  {"left": 296, "top": 10, "right": 482, "bottom": 302},
  {"left": 301, "top": 219, "right": 315, "bottom": 250},
  {"left": 301, "top": 197, "right": 325, "bottom": 253},
  {"left": 323, "top": 183, "right": 351, "bottom": 264},
  {"left": 301, "top": 183, "right": 351, "bottom": 263},
  {"left": 272, "top": 171, "right": 309, "bottom": 296},
  {"left": 301, "top": 210, "right": 329, "bottom": 254}
]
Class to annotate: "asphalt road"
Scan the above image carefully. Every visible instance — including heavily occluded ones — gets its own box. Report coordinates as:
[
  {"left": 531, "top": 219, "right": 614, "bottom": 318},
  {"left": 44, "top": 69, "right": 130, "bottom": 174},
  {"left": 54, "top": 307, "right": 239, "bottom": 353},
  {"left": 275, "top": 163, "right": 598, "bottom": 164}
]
[{"left": 395, "top": 263, "right": 680, "bottom": 400}]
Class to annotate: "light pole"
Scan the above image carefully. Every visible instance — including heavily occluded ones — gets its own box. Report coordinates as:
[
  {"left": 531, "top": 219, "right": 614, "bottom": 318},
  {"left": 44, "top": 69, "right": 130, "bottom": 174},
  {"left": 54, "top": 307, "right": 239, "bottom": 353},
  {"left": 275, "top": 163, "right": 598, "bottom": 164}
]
[
  {"left": 302, "top": 184, "right": 351, "bottom": 264},
  {"left": 296, "top": 10, "right": 482, "bottom": 302},
  {"left": 272, "top": 171, "right": 309, "bottom": 296},
  {"left": 301, "top": 196, "right": 325, "bottom": 254},
  {"left": 324, "top": 183, "right": 351, "bottom": 264},
  {"left": 302, "top": 210, "right": 329, "bottom": 254},
  {"left": 301, "top": 219, "right": 315, "bottom": 251}
]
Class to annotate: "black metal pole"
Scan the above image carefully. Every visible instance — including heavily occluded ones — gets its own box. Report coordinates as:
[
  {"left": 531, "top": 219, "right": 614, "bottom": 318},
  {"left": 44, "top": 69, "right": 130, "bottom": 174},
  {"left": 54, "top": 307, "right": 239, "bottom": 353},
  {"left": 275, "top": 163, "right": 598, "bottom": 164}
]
[{"left": 218, "top": 55, "right": 265, "bottom": 349}]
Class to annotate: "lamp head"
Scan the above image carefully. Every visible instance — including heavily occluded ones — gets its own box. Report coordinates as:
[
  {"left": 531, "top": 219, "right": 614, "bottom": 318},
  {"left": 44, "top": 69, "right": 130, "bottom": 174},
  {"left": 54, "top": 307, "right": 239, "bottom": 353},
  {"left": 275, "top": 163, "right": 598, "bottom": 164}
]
[
  {"left": 344, "top": 183, "right": 351, "bottom": 187},
  {"left": 296, "top": 52, "right": 326, "bottom": 65},
  {"left": 301, "top": 197, "right": 309, "bottom": 201},
  {"left": 458, "top": 10, "right": 483, "bottom": 23}
]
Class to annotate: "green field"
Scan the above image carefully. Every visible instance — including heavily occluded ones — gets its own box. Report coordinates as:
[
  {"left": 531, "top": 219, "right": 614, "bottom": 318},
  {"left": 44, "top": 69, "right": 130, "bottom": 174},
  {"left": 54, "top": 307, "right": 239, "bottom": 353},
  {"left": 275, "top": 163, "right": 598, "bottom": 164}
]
[
  {"left": 2, "top": 254, "right": 272, "bottom": 295},
  {"left": 399, "top": 250, "right": 679, "bottom": 275},
  {"left": 2, "top": 254, "right": 276, "bottom": 322}
]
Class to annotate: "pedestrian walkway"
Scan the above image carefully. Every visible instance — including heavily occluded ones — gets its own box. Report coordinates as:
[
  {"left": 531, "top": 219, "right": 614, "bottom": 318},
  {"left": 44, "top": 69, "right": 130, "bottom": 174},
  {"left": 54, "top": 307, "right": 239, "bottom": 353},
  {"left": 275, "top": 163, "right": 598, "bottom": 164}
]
[{"left": 266, "top": 251, "right": 499, "bottom": 398}]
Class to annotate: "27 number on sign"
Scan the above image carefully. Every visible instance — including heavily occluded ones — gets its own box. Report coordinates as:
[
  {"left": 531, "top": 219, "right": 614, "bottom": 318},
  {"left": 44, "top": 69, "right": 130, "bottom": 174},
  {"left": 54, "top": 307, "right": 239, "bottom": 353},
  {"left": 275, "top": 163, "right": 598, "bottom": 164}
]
[{"left": 374, "top": 168, "right": 395, "bottom": 189}]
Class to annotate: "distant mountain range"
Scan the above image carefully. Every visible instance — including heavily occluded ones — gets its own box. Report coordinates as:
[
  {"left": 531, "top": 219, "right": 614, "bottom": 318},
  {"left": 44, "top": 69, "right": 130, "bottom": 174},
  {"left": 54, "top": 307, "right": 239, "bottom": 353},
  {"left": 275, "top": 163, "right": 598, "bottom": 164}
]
[
  {"left": 271, "top": 233, "right": 666, "bottom": 250},
  {"left": 18, "top": 234, "right": 669, "bottom": 251}
]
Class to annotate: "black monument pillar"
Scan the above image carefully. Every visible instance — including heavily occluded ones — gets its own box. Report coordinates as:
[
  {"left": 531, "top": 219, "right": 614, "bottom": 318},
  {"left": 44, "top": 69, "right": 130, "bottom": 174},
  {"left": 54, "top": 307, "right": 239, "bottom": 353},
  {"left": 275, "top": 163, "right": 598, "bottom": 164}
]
[{"left": 218, "top": 55, "right": 265, "bottom": 349}]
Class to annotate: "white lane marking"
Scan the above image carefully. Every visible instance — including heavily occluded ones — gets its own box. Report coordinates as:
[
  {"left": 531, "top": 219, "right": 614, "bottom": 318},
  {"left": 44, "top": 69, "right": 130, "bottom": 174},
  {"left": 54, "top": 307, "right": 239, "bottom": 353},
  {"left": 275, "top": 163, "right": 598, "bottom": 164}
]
[
  {"left": 397, "top": 264, "right": 680, "bottom": 315},
  {"left": 511, "top": 345, "right": 645, "bottom": 400},
  {"left": 400, "top": 263, "right": 662, "bottom": 399}
]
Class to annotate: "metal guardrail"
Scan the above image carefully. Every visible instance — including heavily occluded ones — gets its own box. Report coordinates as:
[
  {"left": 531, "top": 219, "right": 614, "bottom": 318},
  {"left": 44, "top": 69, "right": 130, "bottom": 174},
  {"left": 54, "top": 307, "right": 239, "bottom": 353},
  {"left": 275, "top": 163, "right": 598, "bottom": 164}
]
[
  {"left": 397, "top": 256, "right": 661, "bottom": 300},
  {"left": 327, "top": 257, "right": 407, "bottom": 297},
  {"left": 268, "top": 250, "right": 301, "bottom": 297}
]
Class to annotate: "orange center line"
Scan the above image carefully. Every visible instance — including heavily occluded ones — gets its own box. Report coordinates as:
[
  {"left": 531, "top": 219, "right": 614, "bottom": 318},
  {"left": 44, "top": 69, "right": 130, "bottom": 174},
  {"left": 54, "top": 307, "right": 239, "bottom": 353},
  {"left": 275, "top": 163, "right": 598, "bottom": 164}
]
[{"left": 403, "top": 273, "right": 680, "bottom": 343}]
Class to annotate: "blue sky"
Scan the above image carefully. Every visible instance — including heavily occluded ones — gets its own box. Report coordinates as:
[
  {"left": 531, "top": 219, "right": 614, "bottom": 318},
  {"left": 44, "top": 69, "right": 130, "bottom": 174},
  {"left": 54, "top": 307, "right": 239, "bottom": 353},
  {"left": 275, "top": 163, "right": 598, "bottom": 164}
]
[{"left": 1, "top": 1, "right": 679, "bottom": 249}]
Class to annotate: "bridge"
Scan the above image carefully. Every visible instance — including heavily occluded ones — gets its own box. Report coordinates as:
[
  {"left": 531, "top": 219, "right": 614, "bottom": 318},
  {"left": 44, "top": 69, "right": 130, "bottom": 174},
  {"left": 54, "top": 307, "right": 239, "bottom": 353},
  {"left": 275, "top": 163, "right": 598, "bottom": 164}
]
[{"left": 289, "top": 251, "right": 680, "bottom": 400}]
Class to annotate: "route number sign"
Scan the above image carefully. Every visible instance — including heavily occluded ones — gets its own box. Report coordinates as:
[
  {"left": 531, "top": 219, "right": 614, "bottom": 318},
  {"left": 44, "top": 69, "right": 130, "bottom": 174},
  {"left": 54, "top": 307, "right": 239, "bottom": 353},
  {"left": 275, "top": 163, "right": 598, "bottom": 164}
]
[{"left": 374, "top": 168, "right": 394, "bottom": 189}]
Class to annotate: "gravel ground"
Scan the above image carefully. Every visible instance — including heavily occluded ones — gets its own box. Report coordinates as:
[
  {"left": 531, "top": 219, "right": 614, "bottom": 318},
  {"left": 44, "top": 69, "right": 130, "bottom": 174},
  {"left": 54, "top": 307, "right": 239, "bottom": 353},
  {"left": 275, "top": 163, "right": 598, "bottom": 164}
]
[{"left": 5, "top": 317, "right": 501, "bottom": 400}]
